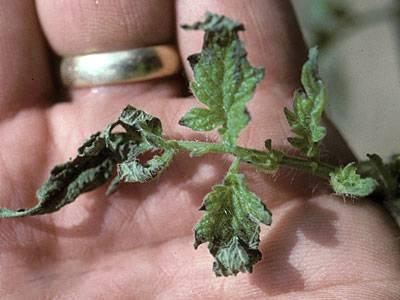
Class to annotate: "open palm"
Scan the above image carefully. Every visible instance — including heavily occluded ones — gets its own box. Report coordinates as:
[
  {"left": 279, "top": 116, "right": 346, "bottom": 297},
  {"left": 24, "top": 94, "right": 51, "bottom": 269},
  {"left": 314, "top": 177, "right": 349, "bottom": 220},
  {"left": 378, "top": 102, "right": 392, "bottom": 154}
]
[{"left": 0, "top": 1, "right": 399, "bottom": 299}]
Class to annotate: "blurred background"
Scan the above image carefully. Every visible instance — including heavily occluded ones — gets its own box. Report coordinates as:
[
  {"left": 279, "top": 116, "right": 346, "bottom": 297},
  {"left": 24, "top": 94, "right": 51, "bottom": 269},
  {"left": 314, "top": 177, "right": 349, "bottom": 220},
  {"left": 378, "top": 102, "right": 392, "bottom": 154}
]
[{"left": 292, "top": 0, "right": 400, "bottom": 160}]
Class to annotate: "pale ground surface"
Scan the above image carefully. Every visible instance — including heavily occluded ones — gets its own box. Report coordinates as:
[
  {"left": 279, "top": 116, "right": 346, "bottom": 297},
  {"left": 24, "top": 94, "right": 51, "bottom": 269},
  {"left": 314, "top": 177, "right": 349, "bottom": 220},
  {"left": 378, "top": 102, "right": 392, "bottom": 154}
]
[{"left": 294, "top": 0, "right": 400, "bottom": 159}]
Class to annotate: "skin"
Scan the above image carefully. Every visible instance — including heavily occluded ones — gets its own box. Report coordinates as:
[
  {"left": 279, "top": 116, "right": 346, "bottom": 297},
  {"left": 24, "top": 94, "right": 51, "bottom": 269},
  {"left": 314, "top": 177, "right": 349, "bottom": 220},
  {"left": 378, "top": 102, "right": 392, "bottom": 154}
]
[{"left": 0, "top": 0, "right": 399, "bottom": 299}]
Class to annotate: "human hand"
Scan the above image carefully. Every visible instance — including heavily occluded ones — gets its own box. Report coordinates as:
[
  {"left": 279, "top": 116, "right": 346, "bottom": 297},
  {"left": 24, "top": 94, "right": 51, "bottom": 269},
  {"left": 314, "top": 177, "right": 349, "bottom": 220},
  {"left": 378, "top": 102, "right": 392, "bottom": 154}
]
[{"left": 0, "top": 1, "right": 399, "bottom": 299}]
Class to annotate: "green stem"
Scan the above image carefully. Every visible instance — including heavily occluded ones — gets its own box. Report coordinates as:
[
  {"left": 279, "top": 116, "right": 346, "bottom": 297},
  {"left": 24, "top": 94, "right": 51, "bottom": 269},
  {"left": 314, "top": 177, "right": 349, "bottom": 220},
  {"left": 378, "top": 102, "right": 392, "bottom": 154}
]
[
  {"left": 280, "top": 155, "right": 335, "bottom": 179},
  {"left": 167, "top": 139, "right": 336, "bottom": 179},
  {"left": 169, "top": 140, "right": 227, "bottom": 154}
]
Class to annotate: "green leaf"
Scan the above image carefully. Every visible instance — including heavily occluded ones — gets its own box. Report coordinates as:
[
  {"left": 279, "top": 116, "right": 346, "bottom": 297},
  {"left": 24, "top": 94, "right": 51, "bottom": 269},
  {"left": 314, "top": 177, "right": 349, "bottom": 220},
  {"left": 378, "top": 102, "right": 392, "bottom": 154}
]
[
  {"left": 178, "top": 108, "right": 224, "bottom": 131},
  {"left": 358, "top": 154, "right": 398, "bottom": 197},
  {"left": 82, "top": 107, "right": 174, "bottom": 194},
  {"left": 285, "top": 47, "right": 327, "bottom": 158},
  {"left": 357, "top": 154, "right": 400, "bottom": 227},
  {"left": 102, "top": 105, "right": 164, "bottom": 164},
  {"left": 329, "top": 163, "right": 378, "bottom": 197},
  {"left": 118, "top": 105, "right": 162, "bottom": 137},
  {"left": 0, "top": 133, "right": 116, "bottom": 217},
  {"left": 118, "top": 149, "right": 175, "bottom": 183},
  {"left": 181, "top": 12, "right": 244, "bottom": 32},
  {"left": 301, "top": 47, "right": 323, "bottom": 99},
  {"left": 104, "top": 105, "right": 174, "bottom": 192},
  {"left": 0, "top": 105, "right": 173, "bottom": 217},
  {"left": 180, "top": 13, "right": 264, "bottom": 147},
  {"left": 194, "top": 159, "right": 272, "bottom": 276}
]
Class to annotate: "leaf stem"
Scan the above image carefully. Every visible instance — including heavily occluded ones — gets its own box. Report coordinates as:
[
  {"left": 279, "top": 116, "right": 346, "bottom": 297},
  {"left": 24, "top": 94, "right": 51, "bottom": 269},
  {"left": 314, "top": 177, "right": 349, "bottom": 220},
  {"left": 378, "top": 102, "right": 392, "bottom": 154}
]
[
  {"left": 167, "top": 139, "right": 336, "bottom": 179},
  {"left": 169, "top": 140, "right": 227, "bottom": 154},
  {"left": 280, "top": 155, "right": 335, "bottom": 179}
]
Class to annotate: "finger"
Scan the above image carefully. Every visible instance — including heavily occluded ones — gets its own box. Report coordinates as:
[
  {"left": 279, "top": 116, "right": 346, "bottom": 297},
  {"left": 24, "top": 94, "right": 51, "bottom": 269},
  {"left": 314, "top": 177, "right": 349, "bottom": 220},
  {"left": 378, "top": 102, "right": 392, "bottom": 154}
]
[
  {"left": 36, "top": 0, "right": 175, "bottom": 56},
  {"left": 176, "top": 0, "right": 307, "bottom": 90},
  {"left": 0, "top": 1, "right": 54, "bottom": 119}
]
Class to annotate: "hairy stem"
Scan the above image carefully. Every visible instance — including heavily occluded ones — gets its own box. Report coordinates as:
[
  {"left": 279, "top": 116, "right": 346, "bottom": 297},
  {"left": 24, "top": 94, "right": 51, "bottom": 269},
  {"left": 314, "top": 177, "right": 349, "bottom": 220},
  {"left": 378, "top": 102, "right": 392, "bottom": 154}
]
[
  {"left": 167, "top": 139, "right": 336, "bottom": 179},
  {"left": 280, "top": 155, "right": 335, "bottom": 178}
]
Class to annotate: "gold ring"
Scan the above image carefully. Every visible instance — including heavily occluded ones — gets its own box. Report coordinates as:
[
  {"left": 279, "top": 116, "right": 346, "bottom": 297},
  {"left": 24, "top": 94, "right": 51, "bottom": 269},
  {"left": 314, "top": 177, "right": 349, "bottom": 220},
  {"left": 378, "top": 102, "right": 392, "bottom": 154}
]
[{"left": 60, "top": 45, "right": 181, "bottom": 88}]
